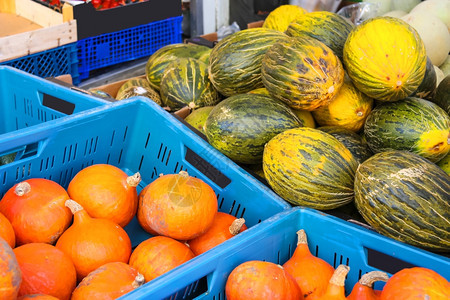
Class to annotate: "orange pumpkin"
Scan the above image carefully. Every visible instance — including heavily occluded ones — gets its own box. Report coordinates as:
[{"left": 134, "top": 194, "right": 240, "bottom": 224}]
[
  {"left": 188, "top": 212, "right": 247, "bottom": 255},
  {"left": 380, "top": 267, "right": 450, "bottom": 300},
  {"left": 67, "top": 164, "right": 141, "bottom": 227},
  {"left": 283, "top": 229, "right": 335, "bottom": 298},
  {"left": 310, "top": 264, "right": 349, "bottom": 300},
  {"left": 71, "top": 262, "right": 144, "bottom": 300},
  {"left": 136, "top": 184, "right": 158, "bottom": 235},
  {"left": 129, "top": 236, "right": 195, "bottom": 282},
  {"left": 0, "top": 179, "right": 71, "bottom": 246},
  {"left": 0, "top": 212, "right": 15, "bottom": 248},
  {"left": 13, "top": 243, "right": 76, "bottom": 300},
  {"left": 225, "top": 260, "right": 303, "bottom": 300},
  {"left": 55, "top": 200, "right": 132, "bottom": 281},
  {"left": 0, "top": 238, "right": 21, "bottom": 299},
  {"left": 138, "top": 171, "right": 218, "bottom": 240},
  {"left": 347, "top": 271, "right": 389, "bottom": 300},
  {"left": 17, "top": 295, "right": 59, "bottom": 300}
]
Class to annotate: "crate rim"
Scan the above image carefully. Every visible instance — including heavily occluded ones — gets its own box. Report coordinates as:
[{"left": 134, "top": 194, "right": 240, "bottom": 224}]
[{"left": 121, "top": 206, "right": 450, "bottom": 299}]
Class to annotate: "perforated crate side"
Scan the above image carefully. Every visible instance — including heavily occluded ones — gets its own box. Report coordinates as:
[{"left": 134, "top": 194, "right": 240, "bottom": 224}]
[
  {"left": 0, "top": 43, "right": 80, "bottom": 85},
  {"left": 77, "top": 16, "right": 183, "bottom": 80}
]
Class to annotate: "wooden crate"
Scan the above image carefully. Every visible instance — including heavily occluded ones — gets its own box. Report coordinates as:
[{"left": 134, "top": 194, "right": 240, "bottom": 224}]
[{"left": 0, "top": 0, "right": 76, "bottom": 62}]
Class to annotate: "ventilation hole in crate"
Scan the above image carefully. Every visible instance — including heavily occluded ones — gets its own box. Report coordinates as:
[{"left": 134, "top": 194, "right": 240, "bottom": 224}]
[
  {"left": 228, "top": 200, "right": 236, "bottom": 214},
  {"left": 162, "top": 147, "right": 168, "bottom": 163},
  {"left": 26, "top": 164, "right": 31, "bottom": 177},
  {"left": 234, "top": 203, "right": 242, "bottom": 217},
  {"left": 118, "top": 149, "right": 123, "bottom": 164},
  {"left": 158, "top": 143, "right": 163, "bottom": 159},
  {"left": 93, "top": 136, "right": 98, "bottom": 153},
  {"left": 173, "top": 162, "right": 179, "bottom": 173},
  {"left": 144, "top": 132, "right": 151, "bottom": 148},
  {"left": 73, "top": 144, "right": 78, "bottom": 161},
  {"left": 15, "top": 117, "right": 19, "bottom": 130},
  {"left": 315, "top": 245, "right": 319, "bottom": 257},
  {"left": 358, "top": 269, "right": 362, "bottom": 280},
  {"left": 67, "top": 145, "right": 73, "bottom": 162},
  {"left": 165, "top": 150, "right": 171, "bottom": 166},
  {"left": 62, "top": 147, "right": 67, "bottom": 164},
  {"left": 105, "top": 153, "right": 110, "bottom": 165},
  {"left": 277, "top": 250, "right": 281, "bottom": 264},
  {"left": 239, "top": 207, "right": 246, "bottom": 219},
  {"left": 123, "top": 126, "right": 128, "bottom": 141},
  {"left": 138, "top": 155, "right": 144, "bottom": 171},
  {"left": 110, "top": 130, "right": 115, "bottom": 146},
  {"left": 2, "top": 172, "right": 6, "bottom": 185},
  {"left": 288, "top": 243, "right": 292, "bottom": 258},
  {"left": 51, "top": 156, "right": 55, "bottom": 168},
  {"left": 333, "top": 253, "right": 337, "bottom": 268}
]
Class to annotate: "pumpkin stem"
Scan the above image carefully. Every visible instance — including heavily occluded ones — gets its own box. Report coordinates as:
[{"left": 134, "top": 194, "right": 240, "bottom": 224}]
[
  {"left": 296, "top": 229, "right": 307, "bottom": 245},
  {"left": 359, "top": 271, "right": 389, "bottom": 288},
  {"left": 15, "top": 182, "right": 31, "bottom": 196},
  {"left": 127, "top": 172, "right": 142, "bottom": 187},
  {"left": 132, "top": 273, "right": 145, "bottom": 288},
  {"left": 330, "top": 265, "right": 350, "bottom": 287},
  {"left": 65, "top": 200, "right": 84, "bottom": 215},
  {"left": 159, "top": 173, "right": 164, "bottom": 177},
  {"left": 229, "top": 218, "right": 246, "bottom": 236},
  {"left": 179, "top": 170, "right": 189, "bottom": 178}
]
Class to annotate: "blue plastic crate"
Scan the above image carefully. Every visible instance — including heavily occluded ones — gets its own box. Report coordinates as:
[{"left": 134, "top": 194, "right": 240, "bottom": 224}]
[
  {"left": 0, "top": 43, "right": 80, "bottom": 85},
  {"left": 0, "top": 97, "right": 291, "bottom": 295},
  {"left": 77, "top": 16, "right": 183, "bottom": 80},
  {"left": 0, "top": 66, "right": 108, "bottom": 139},
  {"left": 127, "top": 207, "right": 450, "bottom": 299}
]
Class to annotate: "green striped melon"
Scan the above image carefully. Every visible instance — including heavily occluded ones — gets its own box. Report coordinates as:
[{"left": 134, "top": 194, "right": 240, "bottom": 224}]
[
  {"left": 285, "top": 11, "right": 354, "bottom": 61},
  {"left": 117, "top": 77, "right": 152, "bottom": 97},
  {"left": 208, "top": 28, "right": 290, "bottom": 97},
  {"left": 145, "top": 43, "right": 211, "bottom": 91},
  {"left": 204, "top": 94, "right": 302, "bottom": 164},
  {"left": 116, "top": 85, "right": 162, "bottom": 106},
  {"left": 410, "top": 57, "right": 437, "bottom": 100},
  {"left": 160, "top": 58, "right": 221, "bottom": 111},
  {"left": 433, "top": 75, "right": 450, "bottom": 115},
  {"left": 261, "top": 36, "right": 344, "bottom": 111},
  {"left": 318, "top": 126, "right": 373, "bottom": 164},
  {"left": 263, "top": 127, "right": 358, "bottom": 209},
  {"left": 184, "top": 106, "right": 215, "bottom": 134},
  {"left": 364, "top": 97, "right": 450, "bottom": 163},
  {"left": 354, "top": 150, "right": 450, "bottom": 252}
]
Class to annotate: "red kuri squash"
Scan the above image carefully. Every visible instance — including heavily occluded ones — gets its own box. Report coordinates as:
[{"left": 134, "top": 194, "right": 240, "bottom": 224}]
[
  {"left": 138, "top": 171, "right": 218, "bottom": 240},
  {"left": 347, "top": 271, "right": 389, "bottom": 300},
  {"left": 0, "top": 179, "right": 71, "bottom": 246},
  {"left": 188, "top": 212, "right": 247, "bottom": 256},
  {"left": 71, "top": 262, "right": 144, "bottom": 300},
  {"left": 67, "top": 164, "right": 141, "bottom": 227},
  {"left": 14, "top": 243, "right": 77, "bottom": 300},
  {"left": 0, "top": 237, "right": 21, "bottom": 300},
  {"left": 55, "top": 200, "right": 132, "bottom": 281},
  {"left": 380, "top": 267, "right": 449, "bottom": 299},
  {"left": 283, "top": 229, "right": 335, "bottom": 298},
  {"left": 129, "top": 236, "right": 195, "bottom": 282},
  {"left": 225, "top": 260, "right": 303, "bottom": 300},
  {"left": 0, "top": 212, "right": 15, "bottom": 248}
]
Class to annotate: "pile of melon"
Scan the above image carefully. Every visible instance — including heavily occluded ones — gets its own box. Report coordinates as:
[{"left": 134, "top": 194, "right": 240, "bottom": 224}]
[{"left": 135, "top": 1, "right": 450, "bottom": 254}]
